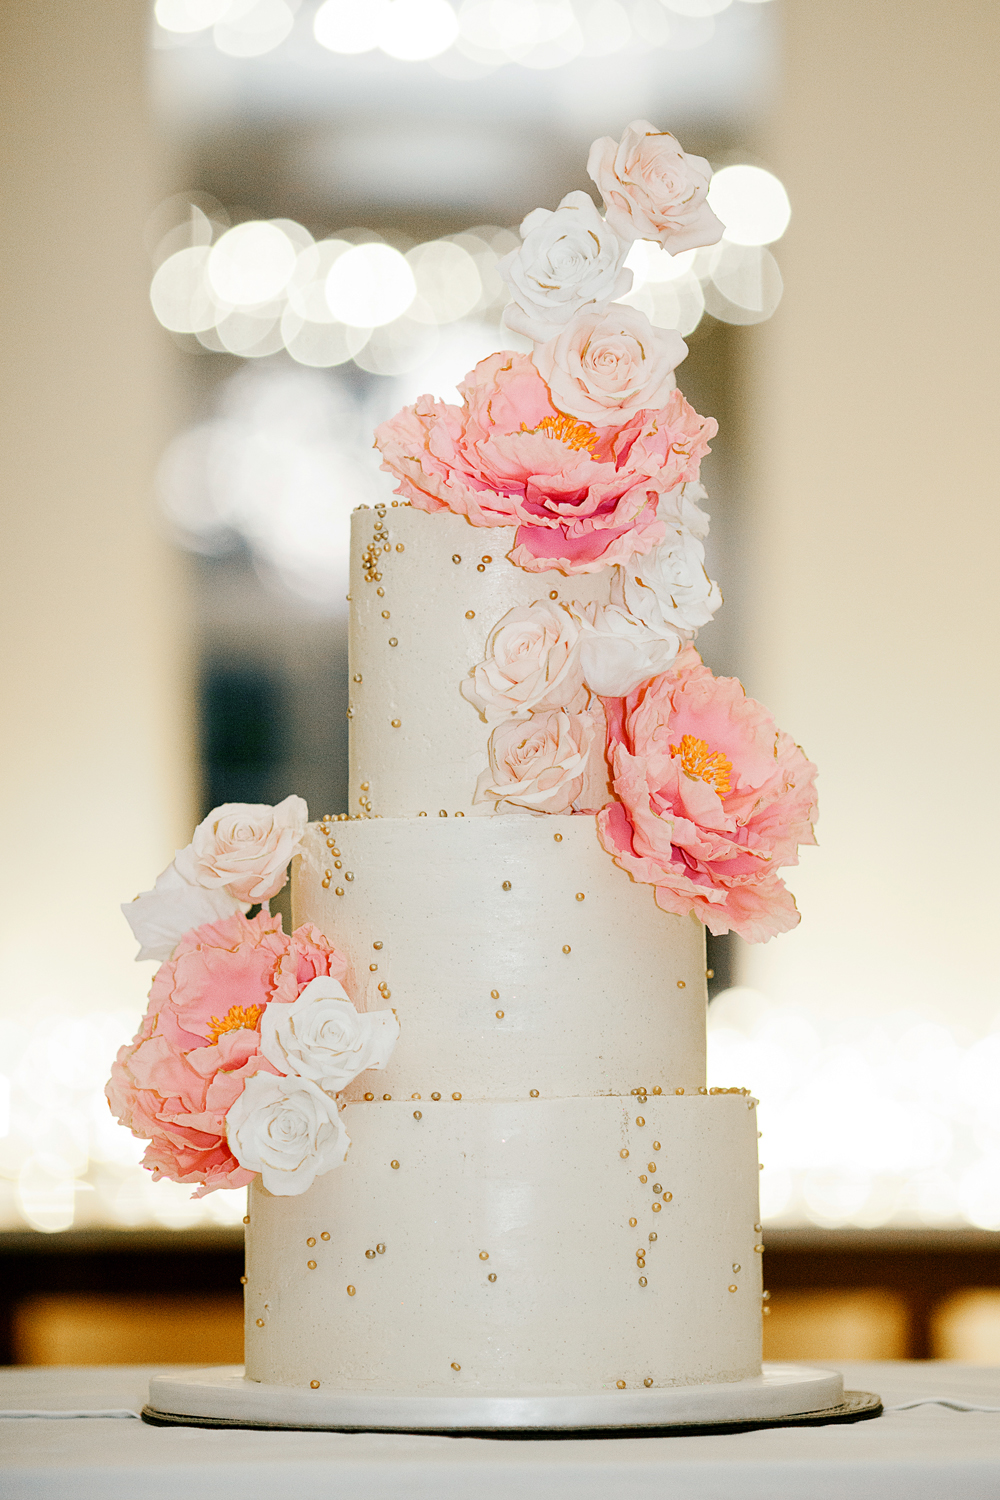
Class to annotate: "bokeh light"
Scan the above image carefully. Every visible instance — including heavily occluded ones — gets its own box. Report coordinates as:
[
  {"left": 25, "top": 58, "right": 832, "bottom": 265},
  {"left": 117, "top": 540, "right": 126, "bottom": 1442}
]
[
  {"left": 708, "top": 163, "right": 791, "bottom": 246},
  {"left": 207, "top": 220, "right": 299, "bottom": 306},
  {"left": 325, "top": 242, "right": 416, "bottom": 327},
  {"left": 380, "top": 0, "right": 460, "bottom": 59}
]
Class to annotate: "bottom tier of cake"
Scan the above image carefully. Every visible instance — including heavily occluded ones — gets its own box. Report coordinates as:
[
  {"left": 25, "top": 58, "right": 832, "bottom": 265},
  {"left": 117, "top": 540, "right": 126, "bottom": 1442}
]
[{"left": 244, "top": 1092, "right": 763, "bottom": 1395}]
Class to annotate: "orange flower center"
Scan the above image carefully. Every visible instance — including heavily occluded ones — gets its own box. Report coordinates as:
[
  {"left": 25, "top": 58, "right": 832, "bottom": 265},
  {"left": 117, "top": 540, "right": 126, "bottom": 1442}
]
[
  {"left": 670, "top": 734, "right": 732, "bottom": 796},
  {"left": 521, "top": 412, "right": 600, "bottom": 455},
  {"left": 206, "top": 1003, "right": 264, "bottom": 1046}
]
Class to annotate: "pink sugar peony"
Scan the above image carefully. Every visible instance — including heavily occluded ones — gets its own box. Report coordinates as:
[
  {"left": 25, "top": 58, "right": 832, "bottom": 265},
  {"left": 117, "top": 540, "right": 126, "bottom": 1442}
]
[
  {"left": 374, "top": 351, "right": 716, "bottom": 575},
  {"left": 597, "top": 646, "right": 817, "bottom": 942},
  {"left": 106, "top": 911, "right": 347, "bottom": 1195}
]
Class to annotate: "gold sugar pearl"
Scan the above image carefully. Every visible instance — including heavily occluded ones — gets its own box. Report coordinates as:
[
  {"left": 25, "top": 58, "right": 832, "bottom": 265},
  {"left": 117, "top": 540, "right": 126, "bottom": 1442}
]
[
  {"left": 383, "top": 1093, "right": 391, "bottom": 1101},
  {"left": 733, "top": 1263, "right": 741, "bottom": 1273},
  {"left": 481, "top": 555, "right": 492, "bottom": 563},
  {"left": 347, "top": 1286, "right": 356, "bottom": 1296},
  {"left": 729, "top": 1285, "right": 738, "bottom": 1293},
  {"left": 391, "top": 1160, "right": 400, "bottom": 1169},
  {"left": 377, "top": 1244, "right": 385, "bottom": 1254},
  {"left": 644, "top": 1378, "right": 653, "bottom": 1388},
  {"left": 562, "top": 945, "right": 571, "bottom": 954},
  {"left": 675, "top": 1088, "right": 685, "bottom": 1095},
  {"left": 431, "top": 1092, "right": 441, "bottom": 1101},
  {"left": 495, "top": 1010, "right": 504, "bottom": 1019},
  {"left": 243, "top": 1216, "right": 250, "bottom": 1225},
  {"left": 648, "top": 1163, "right": 656, "bottom": 1172},
  {"left": 502, "top": 880, "right": 512, "bottom": 890},
  {"left": 364, "top": 1092, "right": 374, "bottom": 1101},
  {"left": 452, "top": 1092, "right": 462, "bottom": 1101},
  {"left": 549, "top": 590, "right": 558, "bottom": 600},
  {"left": 677, "top": 980, "right": 686, "bottom": 989},
  {"left": 488, "top": 1273, "right": 497, "bottom": 1283},
  {"left": 412, "top": 1092, "right": 421, "bottom": 1100},
  {"left": 335, "top": 887, "right": 344, "bottom": 896},
  {"left": 413, "top": 1110, "right": 422, "bottom": 1120},
  {"left": 374, "top": 941, "right": 383, "bottom": 950},
  {"left": 639, "top": 1276, "right": 647, "bottom": 1286},
  {"left": 530, "top": 1089, "right": 540, "bottom": 1097},
  {"left": 307, "top": 1237, "right": 316, "bottom": 1247},
  {"left": 389, "top": 638, "right": 398, "bottom": 647},
  {"left": 479, "top": 1251, "right": 489, "bottom": 1261},
  {"left": 640, "top": 1175, "right": 647, "bottom": 1184},
  {"left": 465, "top": 610, "right": 475, "bottom": 619},
  {"left": 256, "top": 1318, "right": 265, "bottom": 1327},
  {"left": 382, "top": 610, "right": 390, "bottom": 619},
  {"left": 321, "top": 1232, "right": 330, "bottom": 1241},
  {"left": 310, "top": 1380, "right": 320, "bottom": 1389},
  {"left": 653, "top": 1141, "right": 661, "bottom": 1150},
  {"left": 652, "top": 1203, "right": 662, "bottom": 1213},
  {"left": 553, "top": 833, "right": 562, "bottom": 842},
  {"left": 663, "top": 1192, "right": 672, "bottom": 1201},
  {"left": 620, "top": 1149, "right": 629, "bottom": 1159},
  {"left": 706, "top": 967, "right": 715, "bottom": 979},
  {"left": 391, "top": 719, "right": 401, "bottom": 727},
  {"left": 240, "top": 1275, "right": 247, "bottom": 1284},
  {"left": 477, "top": 564, "right": 486, "bottom": 572},
  {"left": 396, "top": 543, "right": 404, "bottom": 552},
  {"left": 370, "top": 963, "right": 378, "bottom": 971},
  {"left": 755, "top": 1244, "right": 765, "bottom": 1252},
  {"left": 490, "top": 989, "right": 500, "bottom": 999},
  {"left": 649, "top": 1232, "right": 657, "bottom": 1242},
  {"left": 636, "top": 1117, "right": 645, "bottom": 1126},
  {"left": 576, "top": 893, "right": 585, "bottom": 901},
  {"left": 652, "top": 1087, "right": 662, "bottom": 1096},
  {"left": 629, "top": 1217, "right": 637, "bottom": 1226},
  {"left": 307, "top": 1260, "right": 317, "bottom": 1270},
  {"left": 451, "top": 1362, "right": 461, "bottom": 1371},
  {"left": 616, "top": 1381, "right": 626, "bottom": 1390},
  {"left": 366, "top": 1249, "right": 376, "bottom": 1259},
  {"left": 439, "top": 810, "right": 448, "bottom": 817},
  {"left": 755, "top": 1223, "right": 763, "bottom": 1232},
  {"left": 376, "top": 588, "right": 384, "bottom": 597}
]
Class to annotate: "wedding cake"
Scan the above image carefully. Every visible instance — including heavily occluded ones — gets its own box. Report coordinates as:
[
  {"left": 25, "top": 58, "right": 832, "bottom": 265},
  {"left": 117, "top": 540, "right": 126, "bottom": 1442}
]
[{"left": 110, "top": 123, "right": 846, "bottom": 1431}]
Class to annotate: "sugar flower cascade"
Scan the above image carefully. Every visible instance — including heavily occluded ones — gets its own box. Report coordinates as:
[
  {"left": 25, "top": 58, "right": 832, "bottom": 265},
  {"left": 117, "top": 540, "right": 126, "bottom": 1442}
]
[
  {"left": 376, "top": 120, "right": 817, "bottom": 942},
  {"left": 107, "top": 800, "right": 399, "bottom": 1196}
]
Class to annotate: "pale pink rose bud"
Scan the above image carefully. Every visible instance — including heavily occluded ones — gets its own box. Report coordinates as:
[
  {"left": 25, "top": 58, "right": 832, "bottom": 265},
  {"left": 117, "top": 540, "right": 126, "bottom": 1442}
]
[
  {"left": 533, "top": 305, "right": 687, "bottom": 425},
  {"left": 587, "top": 120, "right": 724, "bottom": 254},
  {"left": 474, "top": 708, "right": 597, "bottom": 813}
]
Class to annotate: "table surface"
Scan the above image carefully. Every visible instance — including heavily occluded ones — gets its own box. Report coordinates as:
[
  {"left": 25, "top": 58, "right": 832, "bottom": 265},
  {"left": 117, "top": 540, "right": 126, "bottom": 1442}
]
[{"left": 3, "top": 1362, "right": 1000, "bottom": 1500}]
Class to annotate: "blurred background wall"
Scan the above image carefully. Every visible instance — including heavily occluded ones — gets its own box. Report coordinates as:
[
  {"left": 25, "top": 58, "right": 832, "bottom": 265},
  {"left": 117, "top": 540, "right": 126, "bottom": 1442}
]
[{"left": 1, "top": 0, "right": 999, "bottom": 1366}]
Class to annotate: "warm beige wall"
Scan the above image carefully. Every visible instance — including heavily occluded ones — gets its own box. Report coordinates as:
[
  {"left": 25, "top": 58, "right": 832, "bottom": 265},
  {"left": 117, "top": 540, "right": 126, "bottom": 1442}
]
[
  {"left": 0, "top": 1, "right": 194, "bottom": 1016},
  {"left": 742, "top": 2, "right": 1000, "bottom": 1025}
]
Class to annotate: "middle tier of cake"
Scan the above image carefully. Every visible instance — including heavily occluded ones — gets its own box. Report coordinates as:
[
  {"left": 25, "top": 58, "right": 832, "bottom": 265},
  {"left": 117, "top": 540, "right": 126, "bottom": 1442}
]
[{"left": 293, "top": 815, "right": 708, "bottom": 1100}]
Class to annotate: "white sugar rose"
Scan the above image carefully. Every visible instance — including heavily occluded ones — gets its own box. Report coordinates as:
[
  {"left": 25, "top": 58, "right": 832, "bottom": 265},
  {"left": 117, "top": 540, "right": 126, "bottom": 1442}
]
[
  {"left": 612, "top": 522, "right": 722, "bottom": 637},
  {"left": 661, "top": 478, "right": 711, "bottom": 540},
  {"left": 121, "top": 862, "right": 245, "bottom": 963},
  {"left": 499, "top": 190, "right": 632, "bottom": 343},
  {"left": 587, "top": 120, "right": 724, "bottom": 254},
  {"left": 575, "top": 601, "right": 683, "bottom": 698},
  {"left": 174, "top": 794, "right": 308, "bottom": 905},
  {"left": 226, "top": 1072, "right": 349, "bottom": 1197},
  {"left": 462, "top": 601, "right": 587, "bottom": 722},
  {"left": 534, "top": 306, "right": 687, "bottom": 425},
  {"left": 261, "top": 978, "right": 399, "bottom": 1094},
  {"left": 475, "top": 707, "right": 598, "bottom": 813}
]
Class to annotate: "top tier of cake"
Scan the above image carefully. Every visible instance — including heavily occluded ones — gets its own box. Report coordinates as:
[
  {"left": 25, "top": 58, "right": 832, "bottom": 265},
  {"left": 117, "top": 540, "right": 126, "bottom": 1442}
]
[{"left": 348, "top": 503, "right": 609, "bottom": 818}]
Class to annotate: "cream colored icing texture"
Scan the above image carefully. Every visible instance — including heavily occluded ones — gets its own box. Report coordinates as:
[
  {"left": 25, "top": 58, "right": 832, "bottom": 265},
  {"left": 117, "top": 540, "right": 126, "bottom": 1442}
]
[
  {"left": 247, "top": 499, "right": 762, "bottom": 1398},
  {"left": 294, "top": 817, "right": 707, "bottom": 1100},
  {"left": 244, "top": 1094, "right": 763, "bottom": 1393},
  {"left": 348, "top": 505, "right": 609, "bottom": 818}
]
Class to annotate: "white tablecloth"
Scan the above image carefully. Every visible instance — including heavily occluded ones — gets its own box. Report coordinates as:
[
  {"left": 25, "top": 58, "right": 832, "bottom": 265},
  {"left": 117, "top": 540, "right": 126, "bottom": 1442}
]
[{"left": 3, "top": 1362, "right": 1000, "bottom": 1500}]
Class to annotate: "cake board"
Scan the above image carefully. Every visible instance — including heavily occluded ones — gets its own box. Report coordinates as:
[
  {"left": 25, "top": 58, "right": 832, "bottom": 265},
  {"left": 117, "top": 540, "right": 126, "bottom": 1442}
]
[{"left": 145, "top": 1363, "right": 881, "bottom": 1437}]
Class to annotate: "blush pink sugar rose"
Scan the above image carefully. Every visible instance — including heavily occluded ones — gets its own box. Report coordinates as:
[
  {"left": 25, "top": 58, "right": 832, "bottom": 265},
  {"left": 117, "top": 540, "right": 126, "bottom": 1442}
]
[
  {"left": 597, "top": 647, "right": 818, "bottom": 942},
  {"left": 105, "top": 912, "right": 347, "bottom": 1195},
  {"left": 374, "top": 351, "right": 715, "bottom": 575}
]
